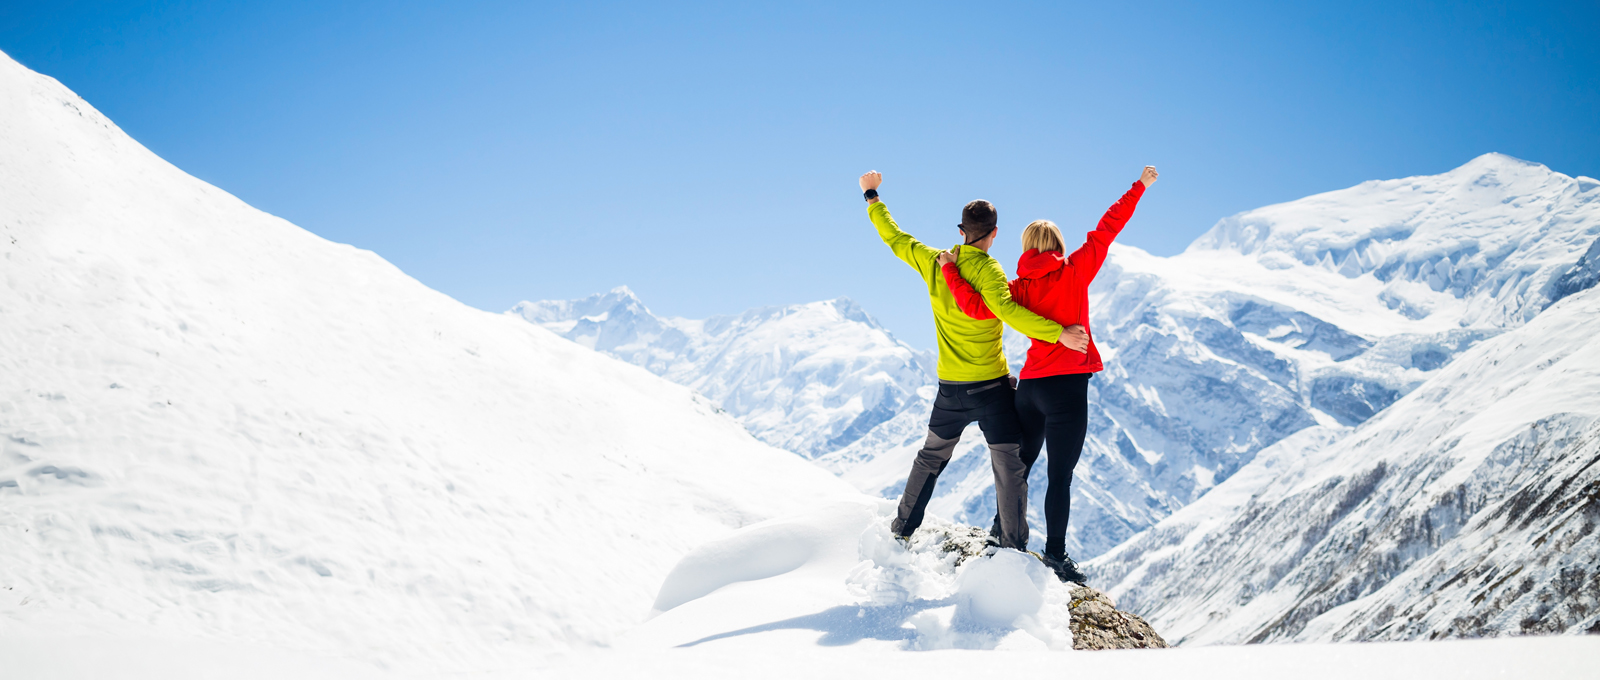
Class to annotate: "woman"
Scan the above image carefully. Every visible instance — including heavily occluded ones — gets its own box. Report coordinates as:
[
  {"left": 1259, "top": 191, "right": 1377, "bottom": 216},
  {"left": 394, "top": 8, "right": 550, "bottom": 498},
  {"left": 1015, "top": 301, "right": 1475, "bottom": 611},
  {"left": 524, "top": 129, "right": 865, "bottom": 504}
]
[{"left": 936, "top": 165, "right": 1158, "bottom": 584}]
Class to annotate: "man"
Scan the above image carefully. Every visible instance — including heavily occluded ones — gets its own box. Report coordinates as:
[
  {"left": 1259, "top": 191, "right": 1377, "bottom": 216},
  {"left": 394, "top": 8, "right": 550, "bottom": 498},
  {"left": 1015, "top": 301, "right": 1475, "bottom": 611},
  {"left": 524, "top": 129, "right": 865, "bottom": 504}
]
[{"left": 859, "top": 170, "right": 1086, "bottom": 551}]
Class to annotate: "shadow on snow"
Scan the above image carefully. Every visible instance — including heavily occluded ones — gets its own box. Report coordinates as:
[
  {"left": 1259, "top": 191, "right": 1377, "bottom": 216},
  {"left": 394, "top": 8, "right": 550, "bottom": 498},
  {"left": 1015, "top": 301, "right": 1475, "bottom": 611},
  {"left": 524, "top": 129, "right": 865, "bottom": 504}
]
[{"left": 676, "top": 598, "right": 959, "bottom": 648}]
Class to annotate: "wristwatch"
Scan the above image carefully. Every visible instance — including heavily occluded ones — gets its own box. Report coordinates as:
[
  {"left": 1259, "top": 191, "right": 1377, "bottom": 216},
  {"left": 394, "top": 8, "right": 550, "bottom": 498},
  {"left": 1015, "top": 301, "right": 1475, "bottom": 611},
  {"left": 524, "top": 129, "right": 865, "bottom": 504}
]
[{"left": 863, "top": 189, "right": 879, "bottom": 201}]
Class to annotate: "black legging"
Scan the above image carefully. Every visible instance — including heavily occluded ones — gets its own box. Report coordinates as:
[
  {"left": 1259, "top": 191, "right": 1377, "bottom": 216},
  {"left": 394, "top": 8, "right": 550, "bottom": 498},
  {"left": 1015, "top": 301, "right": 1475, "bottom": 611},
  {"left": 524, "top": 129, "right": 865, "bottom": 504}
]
[{"left": 1017, "top": 373, "right": 1090, "bottom": 558}]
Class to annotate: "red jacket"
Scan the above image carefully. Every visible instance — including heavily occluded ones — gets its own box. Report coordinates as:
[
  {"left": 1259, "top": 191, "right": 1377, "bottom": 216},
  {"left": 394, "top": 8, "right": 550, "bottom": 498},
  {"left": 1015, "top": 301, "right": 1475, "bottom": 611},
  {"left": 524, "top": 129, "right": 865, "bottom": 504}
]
[{"left": 941, "top": 181, "right": 1145, "bottom": 379}]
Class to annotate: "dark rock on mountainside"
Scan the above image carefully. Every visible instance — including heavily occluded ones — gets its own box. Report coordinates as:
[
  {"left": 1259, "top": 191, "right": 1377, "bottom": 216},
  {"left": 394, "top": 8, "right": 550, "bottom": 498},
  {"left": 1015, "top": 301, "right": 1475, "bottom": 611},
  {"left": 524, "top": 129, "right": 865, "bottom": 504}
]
[{"left": 1551, "top": 236, "right": 1600, "bottom": 306}]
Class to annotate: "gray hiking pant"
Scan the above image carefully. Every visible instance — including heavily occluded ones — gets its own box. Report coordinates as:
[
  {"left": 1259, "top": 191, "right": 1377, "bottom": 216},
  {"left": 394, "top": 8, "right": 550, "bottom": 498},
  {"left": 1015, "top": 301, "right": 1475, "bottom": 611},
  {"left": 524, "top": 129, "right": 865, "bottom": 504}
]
[{"left": 891, "top": 376, "right": 1030, "bottom": 550}]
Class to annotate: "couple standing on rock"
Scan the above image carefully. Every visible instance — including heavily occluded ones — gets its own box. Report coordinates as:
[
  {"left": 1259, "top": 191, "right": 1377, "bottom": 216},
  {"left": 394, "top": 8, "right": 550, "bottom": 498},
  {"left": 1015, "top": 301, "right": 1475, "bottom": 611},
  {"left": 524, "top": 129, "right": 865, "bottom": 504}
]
[{"left": 861, "top": 165, "right": 1159, "bottom": 585}]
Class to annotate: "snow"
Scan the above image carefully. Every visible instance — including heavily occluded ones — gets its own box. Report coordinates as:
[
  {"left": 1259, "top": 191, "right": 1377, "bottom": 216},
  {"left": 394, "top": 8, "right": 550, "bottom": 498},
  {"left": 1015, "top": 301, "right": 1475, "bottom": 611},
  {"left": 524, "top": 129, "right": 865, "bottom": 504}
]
[
  {"left": 513, "top": 635, "right": 1600, "bottom": 680},
  {"left": 0, "top": 48, "right": 856, "bottom": 674},
  {"left": 4, "top": 634, "right": 1599, "bottom": 680}
]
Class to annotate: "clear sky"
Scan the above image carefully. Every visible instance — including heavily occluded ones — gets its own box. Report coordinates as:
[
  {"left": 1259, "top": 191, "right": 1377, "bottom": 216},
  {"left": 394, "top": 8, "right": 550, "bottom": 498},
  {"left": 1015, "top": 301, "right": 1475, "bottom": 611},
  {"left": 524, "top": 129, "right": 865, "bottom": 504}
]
[{"left": 4, "top": 1, "right": 1597, "bottom": 348}]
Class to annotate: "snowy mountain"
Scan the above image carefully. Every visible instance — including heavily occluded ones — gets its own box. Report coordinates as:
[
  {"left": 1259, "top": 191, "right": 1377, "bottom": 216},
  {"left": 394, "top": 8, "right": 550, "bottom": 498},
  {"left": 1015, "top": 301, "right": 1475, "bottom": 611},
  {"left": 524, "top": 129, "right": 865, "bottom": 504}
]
[
  {"left": 1087, "top": 284, "right": 1600, "bottom": 644},
  {"left": 530, "top": 153, "right": 1600, "bottom": 563},
  {"left": 510, "top": 289, "right": 935, "bottom": 457},
  {"left": 0, "top": 50, "right": 854, "bottom": 673}
]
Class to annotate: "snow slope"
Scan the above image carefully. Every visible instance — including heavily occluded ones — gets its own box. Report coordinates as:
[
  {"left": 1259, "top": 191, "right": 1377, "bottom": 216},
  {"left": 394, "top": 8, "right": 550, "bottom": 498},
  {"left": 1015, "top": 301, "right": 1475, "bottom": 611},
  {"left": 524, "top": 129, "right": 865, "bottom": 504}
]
[
  {"left": 1088, "top": 285, "right": 1600, "bottom": 645},
  {"left": 511, "top": 290, "right": 934, "bottom": 457},
  {"left": 0, "top": 49, "right": 855, "bottom": 673}
]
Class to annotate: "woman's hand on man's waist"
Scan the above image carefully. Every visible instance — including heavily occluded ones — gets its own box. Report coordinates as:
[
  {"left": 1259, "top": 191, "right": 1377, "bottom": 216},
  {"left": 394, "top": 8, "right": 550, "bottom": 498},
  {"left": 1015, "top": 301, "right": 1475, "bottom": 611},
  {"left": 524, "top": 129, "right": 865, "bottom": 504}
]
[{"left": 1058, "top": 324, "right": 1089, "bottom": 353}]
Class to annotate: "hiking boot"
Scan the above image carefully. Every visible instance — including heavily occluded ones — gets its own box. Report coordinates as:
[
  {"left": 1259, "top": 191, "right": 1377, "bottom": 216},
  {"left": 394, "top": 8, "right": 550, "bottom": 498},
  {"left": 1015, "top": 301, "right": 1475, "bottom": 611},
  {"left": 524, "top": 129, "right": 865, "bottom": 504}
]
[
  {"left": 894, "top": 533, "right": 914, "bottom": 549},
  {"left": 986, "top": 516, "right": 1002, "bottom": 547},
  {"left": 1042, "top": 552, "right": 1088, "bottom": 585}
]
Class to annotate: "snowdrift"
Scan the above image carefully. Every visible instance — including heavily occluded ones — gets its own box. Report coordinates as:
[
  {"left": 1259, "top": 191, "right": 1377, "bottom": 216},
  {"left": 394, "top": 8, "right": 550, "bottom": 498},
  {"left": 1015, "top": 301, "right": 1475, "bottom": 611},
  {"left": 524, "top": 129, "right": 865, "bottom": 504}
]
[
  {"left": 0, "top": 50, "right": 854, "bottom": 672},
  {"left": 624, "top": 500, "right": 1159, "bottom": 652}
]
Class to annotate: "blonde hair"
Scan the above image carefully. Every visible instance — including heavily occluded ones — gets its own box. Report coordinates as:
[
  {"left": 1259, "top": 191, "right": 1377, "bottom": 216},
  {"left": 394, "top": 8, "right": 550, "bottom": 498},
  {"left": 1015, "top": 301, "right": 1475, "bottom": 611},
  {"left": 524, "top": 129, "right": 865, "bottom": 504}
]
[{"left": 1021, "top": 220, "right": 1065, "bottom": 253}]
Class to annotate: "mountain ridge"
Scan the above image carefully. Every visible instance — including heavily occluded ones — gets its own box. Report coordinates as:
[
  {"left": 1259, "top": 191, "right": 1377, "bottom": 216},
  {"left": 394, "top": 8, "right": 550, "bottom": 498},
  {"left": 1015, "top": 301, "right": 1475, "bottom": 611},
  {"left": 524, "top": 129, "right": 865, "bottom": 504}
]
[{"left": 512, "top": 288, "right": 936, "bottom": 457}]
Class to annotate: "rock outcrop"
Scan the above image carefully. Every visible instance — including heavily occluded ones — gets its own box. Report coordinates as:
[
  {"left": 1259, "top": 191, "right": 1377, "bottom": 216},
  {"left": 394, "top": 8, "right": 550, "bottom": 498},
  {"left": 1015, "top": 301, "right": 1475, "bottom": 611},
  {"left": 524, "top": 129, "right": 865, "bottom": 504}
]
[
  {"left": 1067, "top": 586, "right": 1169, "bottom": 650},
  {"left": 923, "top": 523, "right": 1169, "bottom": 649}
]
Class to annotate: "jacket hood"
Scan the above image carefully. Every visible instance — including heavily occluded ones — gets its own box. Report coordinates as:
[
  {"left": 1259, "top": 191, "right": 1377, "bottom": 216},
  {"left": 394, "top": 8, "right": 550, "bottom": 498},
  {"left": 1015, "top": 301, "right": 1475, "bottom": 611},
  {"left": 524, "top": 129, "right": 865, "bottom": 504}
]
[{"left": 1017, "top": 248, "right": 1064, "bottom": 279}]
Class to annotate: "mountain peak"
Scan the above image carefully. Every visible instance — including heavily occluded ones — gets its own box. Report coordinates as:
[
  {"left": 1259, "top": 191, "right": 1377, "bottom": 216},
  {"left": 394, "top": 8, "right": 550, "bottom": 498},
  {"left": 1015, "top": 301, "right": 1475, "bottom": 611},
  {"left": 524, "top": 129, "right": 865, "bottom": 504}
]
[
  {"left": 1458, "top": 151, "right": 1544, "bottom": 172},
  {"left": 1178, "top": 152, "right": 1594, "bottom": 328},
  {"left": 509, "top": 285, "right": 656, "bottom": 326}
]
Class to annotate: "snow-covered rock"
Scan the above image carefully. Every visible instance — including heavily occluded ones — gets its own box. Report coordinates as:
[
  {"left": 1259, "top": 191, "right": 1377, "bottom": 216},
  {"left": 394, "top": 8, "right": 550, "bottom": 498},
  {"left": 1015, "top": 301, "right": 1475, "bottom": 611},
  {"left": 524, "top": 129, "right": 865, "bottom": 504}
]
[
  {"left": 0, "top": 49, "right": 855, "bottom": 673},
  {"left": 1087, "top": 285, "right": 1600, "bottom": 645},
  {"left": 511, "top": 290, "right": 934, "bottom": 457}
]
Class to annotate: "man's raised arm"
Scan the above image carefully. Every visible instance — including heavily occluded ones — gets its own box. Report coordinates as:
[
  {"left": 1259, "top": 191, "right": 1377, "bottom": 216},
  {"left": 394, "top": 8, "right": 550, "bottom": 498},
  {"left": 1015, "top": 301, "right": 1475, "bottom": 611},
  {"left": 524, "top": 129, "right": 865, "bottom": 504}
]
[{"left": 861, "top": 171, "right": 941, "bottom": 279}]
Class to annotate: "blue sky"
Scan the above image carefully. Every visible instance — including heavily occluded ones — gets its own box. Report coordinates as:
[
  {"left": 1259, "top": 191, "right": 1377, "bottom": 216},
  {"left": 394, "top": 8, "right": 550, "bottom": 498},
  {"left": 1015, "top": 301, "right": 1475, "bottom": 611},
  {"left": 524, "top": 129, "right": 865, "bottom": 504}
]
[{"left": 4, "top": 1, "right": 1597, "bottom": 348}]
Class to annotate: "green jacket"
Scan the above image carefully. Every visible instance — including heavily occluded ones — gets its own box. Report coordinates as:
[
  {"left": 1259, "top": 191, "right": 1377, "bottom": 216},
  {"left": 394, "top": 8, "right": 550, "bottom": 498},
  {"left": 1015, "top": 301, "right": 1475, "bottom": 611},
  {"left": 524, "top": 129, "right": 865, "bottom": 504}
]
[{"left": 868, "top": 201, "right": 1063, "bottom": 381}]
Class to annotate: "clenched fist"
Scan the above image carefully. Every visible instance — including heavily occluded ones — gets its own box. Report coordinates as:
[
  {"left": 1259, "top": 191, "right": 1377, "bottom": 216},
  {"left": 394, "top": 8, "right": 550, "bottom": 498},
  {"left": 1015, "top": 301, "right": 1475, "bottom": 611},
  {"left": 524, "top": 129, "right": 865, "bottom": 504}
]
[
  {"left": 1140, "top": 166, "right": 1159, "bottom": 188},
  {"left": 859, "top": 171, "right": 883, "bottom": 192}
]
